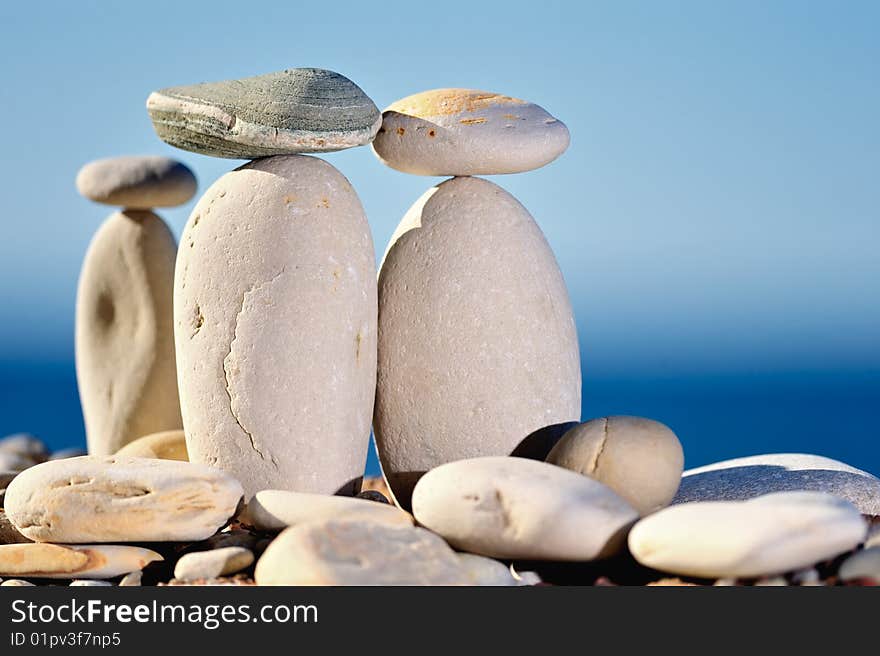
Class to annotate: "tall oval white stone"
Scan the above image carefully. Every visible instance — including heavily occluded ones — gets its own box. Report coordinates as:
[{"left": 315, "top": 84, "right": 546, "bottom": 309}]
[
  {"left": 76, "top": 210, "right": 182, "bottom": 455},
  {"left": 175, "top": 155, "right": 377, "bottom": 499},
  {"left": 374, "top": 176, "right": 581, "bottom": 507}
]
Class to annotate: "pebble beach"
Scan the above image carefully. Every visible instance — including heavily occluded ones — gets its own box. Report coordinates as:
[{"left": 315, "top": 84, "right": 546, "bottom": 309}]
[{"left": 0, "top": 67, "right": 877, "bottom": 587}]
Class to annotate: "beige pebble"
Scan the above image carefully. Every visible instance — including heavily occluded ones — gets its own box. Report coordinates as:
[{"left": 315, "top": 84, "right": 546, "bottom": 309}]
[
  {"left": 372, "top": 88, "right": 569, "bottom": 176},
  {"left": 629, "top": 492, "right": 867, "bottom": 579},
  {"left": 76, "top": 210, "right": 182, "bottom": 455},
  {"left": 1, "top": 579, "right": 35, "bottom": 587},
  {"left": 241, "top": 490, "right": 413, "bottom": 532},
  {"left": 374, "top": 176, "right": 581, "bottom": 508},
  {"left": 175, "top": 155, "right": 377, "bottom": 499},
  {"left": 116, "top": 429, "right": 188, "bottom": 461},
  {"left": 119, "top": 571, "right": 142, "bottom": 586},
  {"left": 456, "top": 553, "right": 519, "bottom": 586},
  {"left": 174, "top": 546, "right": 254, "bottom": 582},
  {"left": 412, "top": 457, "right": 637, "bottom": 561},
  {"left": 255, "top": 519, "right": 471, "bottom": 586},
  {"left": 546, "top": 416, "right": 684, "bottom": 515}
]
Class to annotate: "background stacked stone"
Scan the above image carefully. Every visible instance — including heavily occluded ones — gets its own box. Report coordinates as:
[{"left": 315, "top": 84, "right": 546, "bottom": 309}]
[{"left": 75, "top": 156, "right": 194, "bottom": 455}]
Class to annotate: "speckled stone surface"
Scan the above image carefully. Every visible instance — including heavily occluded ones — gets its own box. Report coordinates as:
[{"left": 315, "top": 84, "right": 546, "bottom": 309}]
[
  {"left": 76, "top": 156, "right": 196, "bottom": 208},
  {"left": 4, "top": 456, "right": 243, "bottom": 543},
  {"left": 175, "top": 155, "right": 377, "bottom": 500},
  {"left": 372, "top": 88, "right": 569, "bottom": 175},
  {"left": 374, "top": 176, "right": 581, "bottom": 509},
  {"left": 673, "top": 453, "right": 880, "bottom": 516},
  {"left": 412, "top": 457, "right": 637, "bottom": 561},
  {"left": 147, "top": 68, "right": 381, "bottom": 158},
  {"left": 255, "top": 519, "right": 471, "bottom": 586}
]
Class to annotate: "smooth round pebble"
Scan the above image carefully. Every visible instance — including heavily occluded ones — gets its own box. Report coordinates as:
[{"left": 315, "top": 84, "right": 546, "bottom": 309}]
[
  {"left": 147, "top": 68, "right": 381, "bottom": 158},
  {"left": 375, "top": 176, "right": 581, "bottom": 508},
  {"left": 4, "top": 456, "right": 243, "bottom": 543},
  {"left": 838, "top": 546, "right": 880, "bottom": 582},
  {"left": 372, "top": 88, "right": 569, "bottom": 175},
  {"left": 174, "top": 546, "right": 254, "bottom": 582},
  {"left": 628, "top": 491, "right": 867, "bottom": 579},
  {"left": 412, "top": 457, "right": 638, "bottom": 561},
  {"left": 1, "top": 579, "right": 35, "bottom": 587},
  {"left": 116, "top": 429, "right": 188, "bottom": 461},
  {"left": 242, "top": 490, "right": 413, "bottom": 532},
  {"left": 255, "top": 519, "right": 471, "bottom": 586},
  {"left": 673, "top": 453, "right": 880, "bottom": 516},
  {"left": 76, "top": 156, "right": 197, "bottom": 208},
  {"left": 546, "top": 416, "right": 684, "bottom": 515}
]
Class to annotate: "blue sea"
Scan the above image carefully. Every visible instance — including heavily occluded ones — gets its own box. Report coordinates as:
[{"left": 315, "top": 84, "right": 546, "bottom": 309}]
[{"left": 1, "top": 360, "right": 878, "bottom": 477}]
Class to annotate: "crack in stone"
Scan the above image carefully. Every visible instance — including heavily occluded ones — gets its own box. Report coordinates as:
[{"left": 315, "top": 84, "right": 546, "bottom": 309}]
[
  {"left": 588, "top": 417, "right": 610, "bottom": 475},
  {"left": 222, "top": 270, "right": 285, "bottom": 468}
]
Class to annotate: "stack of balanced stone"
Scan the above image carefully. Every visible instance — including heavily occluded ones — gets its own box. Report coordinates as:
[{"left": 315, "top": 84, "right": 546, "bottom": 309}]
[{"left": 1, "top": 68, "right": 879, "bottom": 586}]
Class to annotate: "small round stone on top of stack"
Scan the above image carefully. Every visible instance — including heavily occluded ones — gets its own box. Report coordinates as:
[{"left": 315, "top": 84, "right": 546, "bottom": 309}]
[
  {"left": 371, "top": 87, "right": 578, "bottom": 509},
  {"left": 76, "top": 156, "right": 196, "bottom": 208},
  {"left": 75, "top": 156, "right": 195, "bottom": 456},
  {"left": 144, "top": 69, "right": 381, "bottom": 501},
  {"left": 371, "top": 88, "right": 569, "bottom": 175}
]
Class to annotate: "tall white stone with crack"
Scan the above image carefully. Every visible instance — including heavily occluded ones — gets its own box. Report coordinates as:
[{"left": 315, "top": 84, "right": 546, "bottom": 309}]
[{"left": 174, "top": 155, "right": 377, "bottom": 499}]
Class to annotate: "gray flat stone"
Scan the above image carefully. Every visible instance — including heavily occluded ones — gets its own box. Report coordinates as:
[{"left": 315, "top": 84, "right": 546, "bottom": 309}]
[
  {"left": 673, "top": 453, "right": 880, "bottom": 516},
  {"left": 76, "top": 156, "right": 196, "bottom": 208},
  {"left": 147, "top": 68, "right": 381, "bottom": 158}
]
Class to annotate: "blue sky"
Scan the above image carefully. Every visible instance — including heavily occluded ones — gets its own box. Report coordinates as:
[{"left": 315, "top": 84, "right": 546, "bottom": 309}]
[{"left": 0, "top": 0, "right": 877, "bottom": 377}]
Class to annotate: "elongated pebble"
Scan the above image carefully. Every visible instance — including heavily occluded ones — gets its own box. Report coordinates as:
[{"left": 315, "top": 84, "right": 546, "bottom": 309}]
[
  {"left": 4, "top": 456, "right": 243, "bottom": 543},
  {"left": 241, "top": 490, "right": 413, "bottom": 531},
  {"left": 629, "top": 492, "right": 867, "bottom": 579},
  {"left": 0, "top": 544, "right": 162, "bottom": 579}
]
